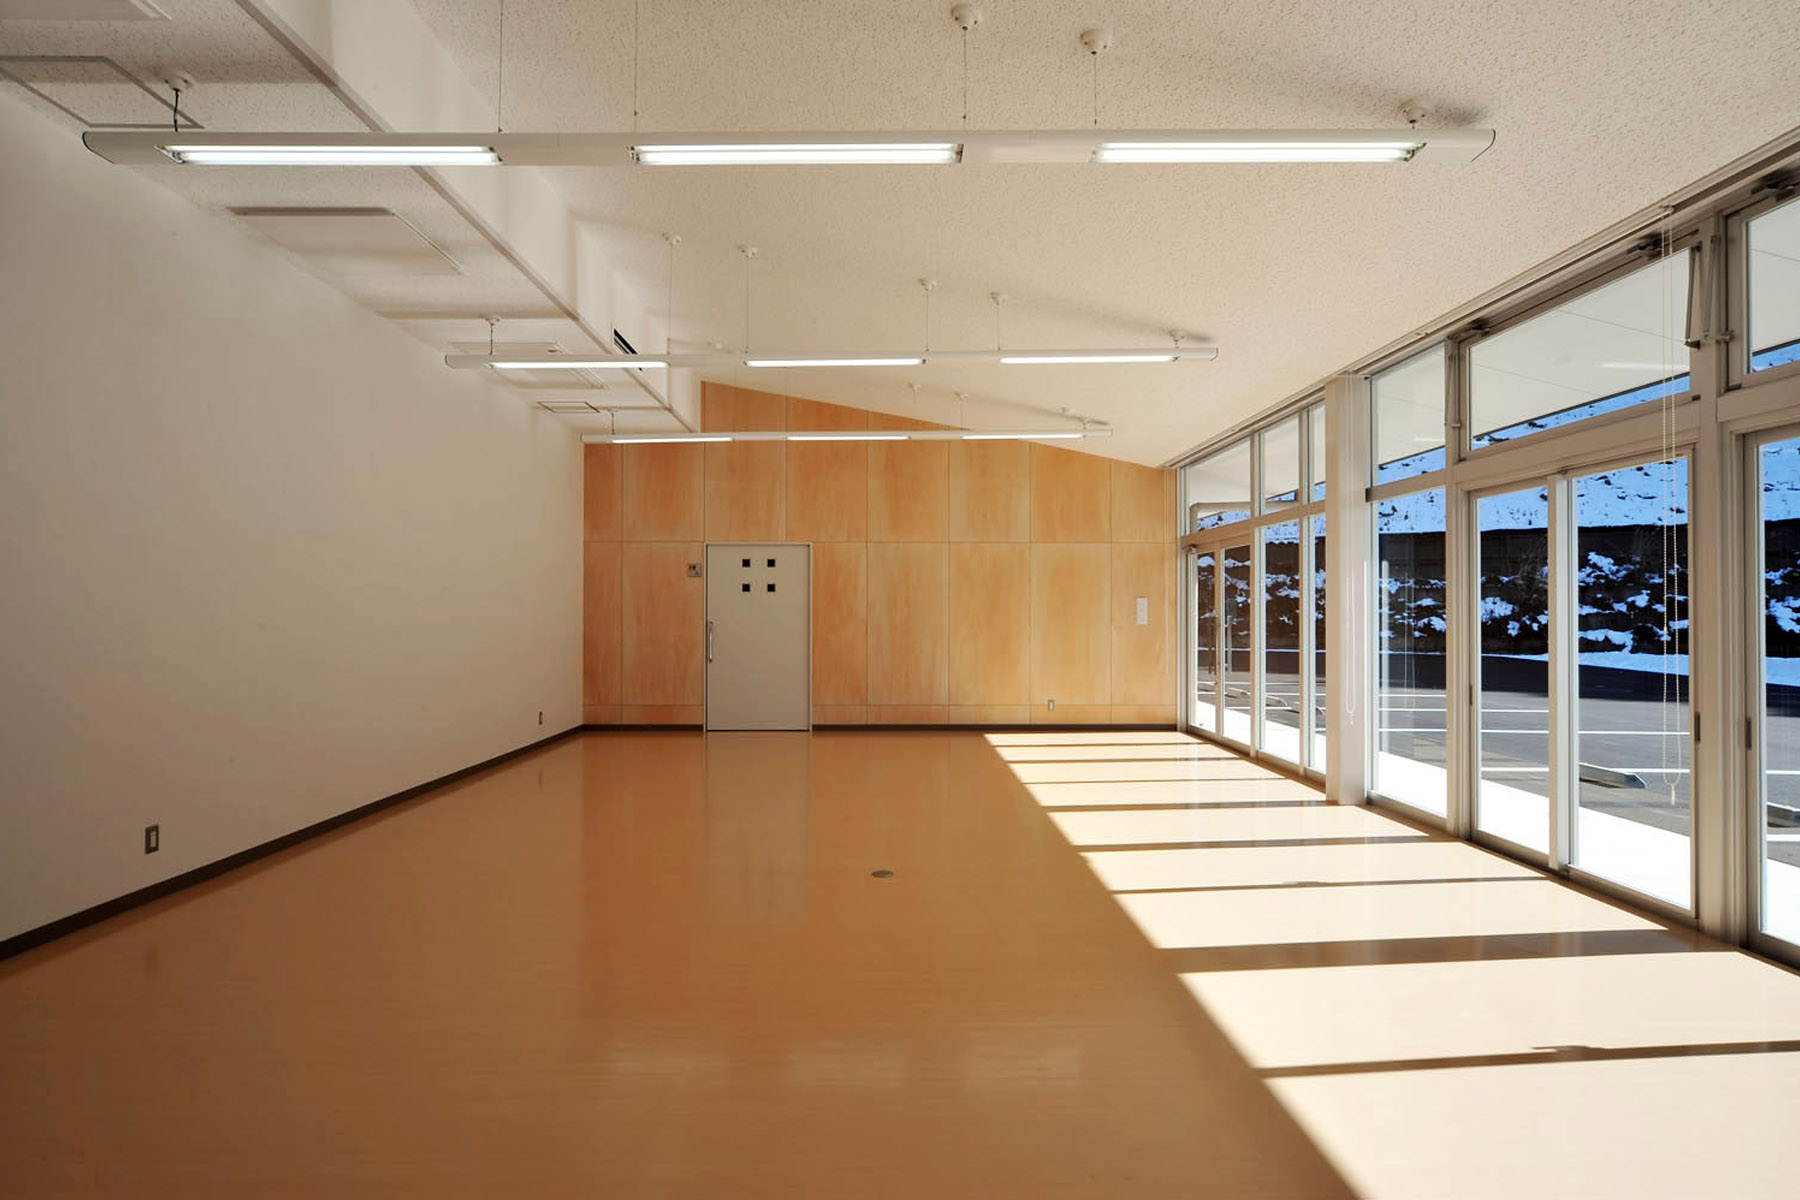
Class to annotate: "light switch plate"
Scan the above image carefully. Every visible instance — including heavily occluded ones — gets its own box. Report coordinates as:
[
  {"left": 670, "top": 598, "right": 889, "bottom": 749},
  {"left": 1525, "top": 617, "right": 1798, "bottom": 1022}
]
[{"left": 1135, "top": 596, "right": 1149, "bottom": 625}]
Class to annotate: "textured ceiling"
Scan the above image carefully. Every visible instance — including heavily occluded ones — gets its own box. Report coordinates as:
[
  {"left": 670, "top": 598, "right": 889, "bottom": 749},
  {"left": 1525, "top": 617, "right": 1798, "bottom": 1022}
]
[
  {"left": 409, "top": 0, "right": 1800, "bottom": 461},
  {"left": 6, "top": 2, "right": 1800, "bottom": 460}
]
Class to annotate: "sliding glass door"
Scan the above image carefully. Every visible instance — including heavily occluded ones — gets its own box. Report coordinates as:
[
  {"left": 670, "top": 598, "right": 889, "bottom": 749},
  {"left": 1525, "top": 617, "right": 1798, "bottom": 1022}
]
[
  {"left": 1221, "top": 542, "right": 1254, "bottom": 745},
  {"left": 1461, "top": 456, "right": 1693, "bottom": 909},
  {"left": 1570, "top": 457, "right": 1690, "bottom": 906},
  {"left": 1756, "top": 432, "right": 1800, "bottom": 949},
  {"left": 1475, "top": 485, "right": 1551, "bottom": 855},
  {"left": 1192, "top": 550, "right": 1219, "bottom": 734}
]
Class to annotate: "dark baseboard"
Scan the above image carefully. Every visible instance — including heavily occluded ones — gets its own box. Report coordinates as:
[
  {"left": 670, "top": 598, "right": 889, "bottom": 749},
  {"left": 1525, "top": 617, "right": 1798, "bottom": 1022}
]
[
  {"left": 0, "top": 726, "right": 584, "bottom": 964},
  {"left": 580, "top": 723, "right": 1178, "bottom": 733}
]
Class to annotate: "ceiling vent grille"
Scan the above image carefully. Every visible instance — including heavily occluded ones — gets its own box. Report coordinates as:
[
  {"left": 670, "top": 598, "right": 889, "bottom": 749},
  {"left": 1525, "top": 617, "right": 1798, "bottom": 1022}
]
[{"left": 0, "top": 55, "right": 194, "bottom": 128}]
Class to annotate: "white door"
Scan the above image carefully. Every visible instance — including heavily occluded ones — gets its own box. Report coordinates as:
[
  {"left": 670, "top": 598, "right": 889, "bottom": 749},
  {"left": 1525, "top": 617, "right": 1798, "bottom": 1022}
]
[{"left": 705, "top": 544, "right": 811, "bottom": 731}]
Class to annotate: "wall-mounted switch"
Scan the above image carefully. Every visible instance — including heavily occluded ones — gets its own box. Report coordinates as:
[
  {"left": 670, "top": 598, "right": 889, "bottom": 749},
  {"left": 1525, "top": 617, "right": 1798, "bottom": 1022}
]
[
  {"left": 687, "top": 563, "right": 702, "bottom": 577},
  {"left": 1136, "top": 596, "right": 1149, "bottom": 625},
  {"left": 144, "top": 824, "right": 160, "bottom": 854}
]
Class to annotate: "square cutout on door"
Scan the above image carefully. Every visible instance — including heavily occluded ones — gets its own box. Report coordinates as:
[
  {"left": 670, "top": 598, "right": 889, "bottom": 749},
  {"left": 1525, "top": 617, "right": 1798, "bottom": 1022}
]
[
  {"left": 767, "top": 583, "right": 776, "bottom": 592},
  {"left": 742, "top": 583, "right": 751, "bottom": 592}
]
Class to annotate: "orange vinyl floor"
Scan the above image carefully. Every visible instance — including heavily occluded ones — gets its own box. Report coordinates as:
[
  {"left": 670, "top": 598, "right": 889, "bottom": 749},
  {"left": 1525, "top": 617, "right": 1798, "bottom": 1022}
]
[{"left": 4, "top": 730, "right": 1798, "bottom": 1197}]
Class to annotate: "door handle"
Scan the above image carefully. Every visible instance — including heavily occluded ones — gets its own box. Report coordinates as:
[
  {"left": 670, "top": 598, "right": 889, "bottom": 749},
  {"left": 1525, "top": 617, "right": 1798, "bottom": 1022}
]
[{"left": 706, "top": 620, "right": 715, "bottom": 663}]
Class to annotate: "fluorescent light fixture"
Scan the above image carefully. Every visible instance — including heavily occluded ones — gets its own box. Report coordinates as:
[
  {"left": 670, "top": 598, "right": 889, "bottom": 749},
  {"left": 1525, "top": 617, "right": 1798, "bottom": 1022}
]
[
  {"left": 962, "top": 431, "right": 1085, "bottom": 440},
  {"left": 1000, "top": 353, "right": 1178, "bottom": 365},
  {"left": 161, "top": 144, "right": 500, "bottom": 166},
  {"left": 1094, "top": 140, "right": 1418, "bottom": 163},
  {"left": 745, "top": 357, "right": 925, "bottom": 368},
  {"left": 87, "top": 128, "right": 1491, "bottom": 169},
  {"left": 488, "top": 359, "right": 667, "bottom": 370},
  {"left": 632, "top": 142, "right": 961, "bottom": 166},
  {"left": 584, "top": 428, "right": 1107, "bottom": 444},
  {"left": 1601, "top": 361, "right": 1685, "bottom": 370}
]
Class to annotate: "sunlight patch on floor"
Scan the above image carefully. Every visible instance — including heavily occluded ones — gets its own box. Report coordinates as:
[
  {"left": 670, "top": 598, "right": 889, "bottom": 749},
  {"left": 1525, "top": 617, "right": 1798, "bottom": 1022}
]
[
  {"left": 1049, "top": 803, "right": 1416, "bottom": 848},
  {"left": 1084, "top": 839, "right": 1540, "bottom": 892}
]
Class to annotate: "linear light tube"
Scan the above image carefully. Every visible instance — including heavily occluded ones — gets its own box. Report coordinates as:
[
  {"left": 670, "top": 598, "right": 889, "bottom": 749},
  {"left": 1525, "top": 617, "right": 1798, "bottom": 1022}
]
[
  {"left": 787, "top": 434, "right": 909, "bottom": 442},
  {"left": 745, "top": 357, "right": 925, "bottom": 368},
  {"left": 962, "top": 432, "right": 1085, "bottom": 440},
  {"left": 1094, "top": 141, "right": 1417, "bottom": 164},
  {"left": 163, "top": 145, "right": 501, "bottom": 166},
  {"left": 1000, "top": 353, "right": 1178, "bottom": 364},
  {"left": 489, "top": 359, "right": 668, "bottom": 370},
  {"left": 612, "top": 435, "right": 733, "bottom": 444},
  {"left": 633, "top": 142, "right": 960, "bottom": 166}
]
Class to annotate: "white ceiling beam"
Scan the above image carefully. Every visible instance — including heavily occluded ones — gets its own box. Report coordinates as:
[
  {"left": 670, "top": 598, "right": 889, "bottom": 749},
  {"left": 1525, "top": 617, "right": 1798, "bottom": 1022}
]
[{"left": 230, "top": 0, "right": 693, "bottom": 429}]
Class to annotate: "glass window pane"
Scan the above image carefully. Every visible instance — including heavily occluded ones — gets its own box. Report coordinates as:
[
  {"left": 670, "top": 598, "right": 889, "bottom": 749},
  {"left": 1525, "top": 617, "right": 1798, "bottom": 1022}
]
[
  {"left": 1262, "top": 522, "right": 1302, "bottom": 762},
  {"left": 1310, "top": 514, "right": 1328, "bottom": 769},
  {"left": 1573, "top": 457, "right": 1690, "bottom": 908},
  {"left": 1185, "top": 441, "right": 1252, "bottom": 531},
  {"left": 1759, "top": 436, "right": 1800, "bottom": 945},
  {"left": 1193, "top": 552, "right": 1219, "bottom": 734},
  {"left": 1261, "top": 417, "right": 1301, "bottom": 511},
  {"left": 1373, "top": 347, "right": 1446, "bottom": 485},
  {"left": 1750, "top": 198, "right": 1800, "bottom": 373},
  {"left": 1375, "top": 488, "right": 1448, "bottom": 815},
  {"left": 1470, "top": 255, "right": 1690, "bottom": 448},
  {"left": 1476, "top": 486, "right": 1551, "bottom": 854},
  {"left": 1222, "top": 543, "right": 1254, "bottom": 744},
  {"left": 1308, "top": 404, "right": 1327, "bottom": 503}
]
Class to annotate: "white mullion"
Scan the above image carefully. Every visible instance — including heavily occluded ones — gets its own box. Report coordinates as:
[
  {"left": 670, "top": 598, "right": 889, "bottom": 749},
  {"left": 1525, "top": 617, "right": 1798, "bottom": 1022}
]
[{"left": 1547, "top": 474, "right": 1576, "bottom": 873}]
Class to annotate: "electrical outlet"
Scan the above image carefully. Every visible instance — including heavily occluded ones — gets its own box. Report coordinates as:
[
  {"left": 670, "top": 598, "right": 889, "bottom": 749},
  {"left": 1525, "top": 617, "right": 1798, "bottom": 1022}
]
[
  {"left": 144, "top": 824, "right": 159, "bottom": 854},
  {"left": 1047, "top": 698, "right": 1056, "bottom": 711}
]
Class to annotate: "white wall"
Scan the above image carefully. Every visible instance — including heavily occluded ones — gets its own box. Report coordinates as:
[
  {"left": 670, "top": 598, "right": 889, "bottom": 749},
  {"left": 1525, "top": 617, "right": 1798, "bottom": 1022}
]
[{"left": 0, "top": 96, "right": 583, "bottom": 942}]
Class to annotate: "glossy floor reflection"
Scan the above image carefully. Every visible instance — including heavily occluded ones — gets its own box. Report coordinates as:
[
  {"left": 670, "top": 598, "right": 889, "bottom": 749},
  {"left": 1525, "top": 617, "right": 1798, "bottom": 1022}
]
[
  {"left": 0, "top": 732, "right": 1353, "bottom": 1198},
  {"left": 993, "top": 731, "right": 1800, "bottom": 1199}
]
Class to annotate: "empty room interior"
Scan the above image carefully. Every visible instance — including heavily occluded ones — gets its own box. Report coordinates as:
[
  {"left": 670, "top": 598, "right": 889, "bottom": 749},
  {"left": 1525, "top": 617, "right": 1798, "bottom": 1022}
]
[{"left": 6, "top": 1, "right": 1800, "bottom": 1195}]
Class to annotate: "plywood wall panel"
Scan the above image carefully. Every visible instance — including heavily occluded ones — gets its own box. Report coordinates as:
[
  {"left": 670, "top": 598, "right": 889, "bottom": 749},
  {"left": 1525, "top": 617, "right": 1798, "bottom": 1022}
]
[
  {"left": 1111, "top": 542, "right": 1177, "bottom": 706},
  {"left": 786, "top": 398, "right": 869, "bottom": 543},
  {"left": 1030, "top": 704, "right": 1113, "bottom": 725},
  {"left": 622, "top": 444, "right": 704, "bottom": 541},
  {"left": 705, "top": 442, "right": 785, "bottom": 541},
  {"left": 869, "top": 441, "right": 949, "bottom": 542},
  {"left": 1030, "top": 444, "right": 1111, "bottom": 542},
  {"left": 813, "top": 704, "right": 867, "bottom": 725},
  {"left": 582, "top": 540, "right": 623, "bottom": 706},
  {"left": 949, "top": 440, "right": 1029, "bottom": 542},
  {"left": 702, "top": 382, "right": 787, "bottom": 431},
  {"left": 583, "top": 444, "right": 622, "bottom": 541},
  {"left": 622, "top": 542, "right": 704, "bottom": 705},
  {"left": 867, "top": 705, "right": 949, "bottom": 724},
  {"left": 948, "top": 543, "right": 1030, "bottom": 705},
  {"left": 949, "top": 705, "right": 1031, "bottom": 725},
  {"left": 1111, "top": 704, "right": 1178, "bottom": 725},
  {"left": 867, "top": 542, "right": 949, "bottom": 704},
  {"left": 811, "top": 541, "right": 868, "bottom": 705},
  {"left": 1111, "top": 460, "right": 1173, "bottom": 544},
  {"left": 1030, "top": 543, "right": 1111, "bottom": 705},
  {"left": 621, "top": 705, "right": 703, "bottom": 725}
]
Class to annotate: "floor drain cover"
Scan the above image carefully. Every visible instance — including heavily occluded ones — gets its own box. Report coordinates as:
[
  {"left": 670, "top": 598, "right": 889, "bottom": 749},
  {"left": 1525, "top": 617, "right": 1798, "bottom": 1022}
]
[{"left": 870, "top": 869, "right": 894, "bottom": 879}]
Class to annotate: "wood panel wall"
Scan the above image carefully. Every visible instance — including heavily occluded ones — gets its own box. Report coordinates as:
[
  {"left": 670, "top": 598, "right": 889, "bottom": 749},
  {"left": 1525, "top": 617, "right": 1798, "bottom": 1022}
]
[{"left": 582, "top": 382, "right": 1177, "bottom": 727}]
